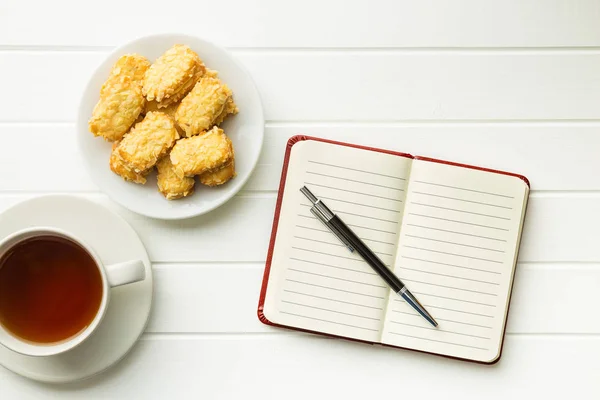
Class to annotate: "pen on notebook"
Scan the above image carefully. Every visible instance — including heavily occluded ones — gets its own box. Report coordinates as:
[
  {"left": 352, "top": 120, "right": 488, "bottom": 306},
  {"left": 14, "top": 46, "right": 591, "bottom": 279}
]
[{"left": 300, "top": 185, "right": 439, "bottom": 328}]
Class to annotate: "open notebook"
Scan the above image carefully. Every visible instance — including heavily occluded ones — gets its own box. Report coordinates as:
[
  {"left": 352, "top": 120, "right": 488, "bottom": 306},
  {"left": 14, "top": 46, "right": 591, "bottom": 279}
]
[{"left": 258, "top": 136, "right": 529, "bottom": 364}]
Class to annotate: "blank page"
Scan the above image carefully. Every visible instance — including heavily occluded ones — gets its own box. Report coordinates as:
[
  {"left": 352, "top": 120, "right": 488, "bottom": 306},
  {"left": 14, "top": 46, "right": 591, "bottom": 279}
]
[
  {"left": 262, "top": 140, "right": 412, "bottom": 342},
  {"left": 381, "top": 159, "right": 529, "bottom": 362}
]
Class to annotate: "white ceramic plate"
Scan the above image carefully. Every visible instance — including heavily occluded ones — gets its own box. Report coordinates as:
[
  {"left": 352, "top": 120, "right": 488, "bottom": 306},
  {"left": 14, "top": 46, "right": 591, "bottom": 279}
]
[
  {"left": 77, "top": 34, "right": 264, "bottom": 220},
  {"left": 0, "top": 195, "right": 152, "bottom": 383}
]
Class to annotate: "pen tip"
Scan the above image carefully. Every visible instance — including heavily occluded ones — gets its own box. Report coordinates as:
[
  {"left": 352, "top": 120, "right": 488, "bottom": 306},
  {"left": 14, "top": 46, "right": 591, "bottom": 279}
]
[{"left": 400, "top": 289, "right": 439, "bottom": 328}]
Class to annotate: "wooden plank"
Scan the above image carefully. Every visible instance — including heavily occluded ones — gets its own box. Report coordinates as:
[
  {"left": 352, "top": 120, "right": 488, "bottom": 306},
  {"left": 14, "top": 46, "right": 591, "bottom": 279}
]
[
  {"left": 147, "top": 263, "right": 600, "bottom": 334},
  {"left": 0, "top": 124, "right": 99, "bottom": 192},
  {"left": 0, "top": 335, "right": 597, "bottom": 398},
  {"left": 148, "top": 264, "right": 266, "bottom": 334},
  {"left": 517, "top": 193, "right": 600, "bottom": 262},
  {"left": 2, "top": 0, "right": 600, "bottom": 48},
  {"left": 259, "top": 124, "right": 600, "bottom": 192},
  {"left": 3, "top": 52, "right": 600, "bottom": 122},
  {"left": 3, "top": 124, "right": 600, "bottom": 192},
  {"left": 0, "top": 193, "right": 597, "bottom": 262}
]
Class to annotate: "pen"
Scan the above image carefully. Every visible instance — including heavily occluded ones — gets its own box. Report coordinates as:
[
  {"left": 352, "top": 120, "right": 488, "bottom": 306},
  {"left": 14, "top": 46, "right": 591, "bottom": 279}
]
[{"left": 300, "top": 185, "right": 438, "bottom": 328}]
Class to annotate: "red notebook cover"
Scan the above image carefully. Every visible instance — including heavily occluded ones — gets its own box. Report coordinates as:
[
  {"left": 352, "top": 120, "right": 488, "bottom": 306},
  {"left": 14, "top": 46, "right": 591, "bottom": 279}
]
[{"left": 257, "top": 135, "right": 530, "bottom": 364}]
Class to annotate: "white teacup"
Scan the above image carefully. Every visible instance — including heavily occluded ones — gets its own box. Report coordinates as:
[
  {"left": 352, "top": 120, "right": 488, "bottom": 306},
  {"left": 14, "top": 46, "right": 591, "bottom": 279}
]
[{"left": 0, "top": 227, "right": 146, "bottom": 357}]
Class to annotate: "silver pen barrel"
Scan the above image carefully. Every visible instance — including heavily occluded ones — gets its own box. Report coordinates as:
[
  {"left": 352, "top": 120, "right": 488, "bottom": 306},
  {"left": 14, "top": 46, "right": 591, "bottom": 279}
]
[
  {"left": 314, "top": 200, "right": 334, "bottom": 220},
  {"left": 300, "top": 186, "right": 318, "bottom": 204}
]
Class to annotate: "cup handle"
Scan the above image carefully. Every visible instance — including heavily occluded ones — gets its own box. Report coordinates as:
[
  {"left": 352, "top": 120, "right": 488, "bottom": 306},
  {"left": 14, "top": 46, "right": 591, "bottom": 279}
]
[{"left": 104, "top": 260, "right": 146, "bottom": 288}]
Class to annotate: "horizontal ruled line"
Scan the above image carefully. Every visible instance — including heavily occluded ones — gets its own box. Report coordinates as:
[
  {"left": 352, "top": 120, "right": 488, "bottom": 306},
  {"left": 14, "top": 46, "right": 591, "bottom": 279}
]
[
  {"left": 290, "top": 257, "right": 376, "bottom": 275},
  {"left": 408, "top": 213, "right": 509, "bottom": 231},
  {"left": 406, "top": 224, "right": 506, "bottom": 242},
  {"left": 390, "top": 310, "right": 493, "bottom": 329},
  {"left": 288, "top": 268, "right": 387, "bottom": 288},
  {"left": 281, "top": 300, "right": 381, "bottom": 321},
  {"left": 295, "top": 224, "right": 396, "bottom": 245},
  {"left": 395, "top": 301, "right": 495, "bottom": 318},
  {"left": 283, "top": 290, "right": 383, "bottom": 310},
  {"left": 403, "top": 245, "right": 503, "bottom": 264},
  {"left": 386, "top": 332, "right": 489, "bottom": 351},
  {"left": 306, "top": 171, "right": 404, "bottom": 191},
  {"left": 405, "top": 234, "right": 505, "bottom": 253},
  {"left": 292, "top": 246, "right": 362, "bottom": 263},
  {"left": 294, "top": 236, "right": 394, "bottom": 257},
  {"left": 337, "top": 210, "right": 400, "bottom": 224},
  {"left": 308, "top": 160, "right": 406, "bottom": 180},
  {"left": 410, "top": 291, "right": 496, "bottom": 307},
  {"left": 293, "top": 235, "right": 342, "bottom": 247},
  {"left": 286, "top": 279, "right": 385, "bottom": 299},
  {"left": 304, "top": 182, "right": 403, "bottom": 202},
  {"left": 359, "top": 238, "right": 396, "bottom": 246},
  {"left": 397, "top": 266, "right": 500, "bottom": 286},
  {"left": 413, "top": 180, "right": 515, "bottom": 199},
  {"left": 411, "top": 202, "right": 511, "bottom": 221},
  {"left": 399, "top": 278, "right": 498, "bottom": 296},
  {"left": 389, "top": 321, "right": 491, "bottom": 340},
  {"left": 435, "top": 319, "right": 494, "bottom": 330},
  {"left": 299, "top": 206, "right": 400, "bottom": 224},
  {"left": 346, "top": 223, "right": 397, "bottom": 235},
  {"left": 280, "top": 311, "right": 379, "bottom": 332},
  {"left": 297, "top": 214, "right": 398, "bottom": 234},
  {"left": 425, "top": 306, "right": 494, "bottom": 318},
  {"left": 401, "top": 256, "right": 501, "bottom": 275},
  {"left": 318, "top": 195, "right": 401, "bottom": 213},
  {"left": 412, "top": 191, "right": 513, "bottom": 209},
  {"left": 295, "top": 224, "right": 329, "bottom": 233}
]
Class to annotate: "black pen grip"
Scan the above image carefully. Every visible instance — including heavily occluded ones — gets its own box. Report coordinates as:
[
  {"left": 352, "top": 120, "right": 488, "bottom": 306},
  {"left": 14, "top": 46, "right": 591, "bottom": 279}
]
[{"left": 329, "top": 215, "right": 404, "bottom": 293}]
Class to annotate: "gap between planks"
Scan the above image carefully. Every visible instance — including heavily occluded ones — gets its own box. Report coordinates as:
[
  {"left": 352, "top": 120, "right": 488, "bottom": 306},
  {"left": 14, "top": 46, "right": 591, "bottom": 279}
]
[
  {"left": 3, "top": 190, "right": 600, "bottom": 199},
  {"left": 4, "top": 45, "right": 600, "bottom": 54},
  {"left": 139, "top": 332, "right": 600, "bottom": 340},
  {"left": 4, "top": 120, "right": 600, "bottom": 127},
  {"left": 150, "top": 262, "right": 600, "bottom": 270}
]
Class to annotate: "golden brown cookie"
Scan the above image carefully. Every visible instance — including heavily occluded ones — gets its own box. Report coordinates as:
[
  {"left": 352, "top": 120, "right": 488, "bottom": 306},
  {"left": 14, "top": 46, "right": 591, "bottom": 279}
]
[
  {"left": 175, "top": 76, "right": 237, "bottom": 137},
  {"left": 116, "top": 111, "right": 179, "bottom": 173},
  {"left": 109, "top": 141, "right": 147, "bottom": 184},
  {"left": 170, "top": 126, "right": 234, "bottom": 178},
  {"left": 156, "top": 156, "right": 195, "bottom": 200},
  {"left": 199, "top": 160, "right": 236, "bottom": 186},
  {"left": 212, "top": 97, "right": 239, "bottom": 127},
  {"left": 100, "top": 54, "right": 150, "bottom": 94},
  {"left": 205, "top": 68, "right": 219, "bottom": 79},
  {"left": 89, "top": 54, "right": 150, "bottom": 142},
  {"left": 142, "top": 44, "right": 205, "bottom": 107}
]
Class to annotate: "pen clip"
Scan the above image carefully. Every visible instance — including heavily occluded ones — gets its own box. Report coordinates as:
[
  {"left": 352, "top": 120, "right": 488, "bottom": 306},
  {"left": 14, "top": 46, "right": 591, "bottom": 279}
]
[
  {"left": 310, "top": 207, "right": 355, "bottom": 252},
  {"left": 301, "top": 186, "right": 334, "bottom": 220}
]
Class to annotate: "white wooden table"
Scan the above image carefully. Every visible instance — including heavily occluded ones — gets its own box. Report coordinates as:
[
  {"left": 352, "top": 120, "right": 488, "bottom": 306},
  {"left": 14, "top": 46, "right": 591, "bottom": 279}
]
[{"left": 1, "top": 1, "right": 600, "bottom": 398}]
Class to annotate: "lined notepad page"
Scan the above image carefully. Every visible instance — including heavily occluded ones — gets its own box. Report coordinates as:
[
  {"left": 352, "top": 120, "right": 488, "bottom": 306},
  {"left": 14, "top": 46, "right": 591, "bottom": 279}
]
[
  {"left": 263, "top": 140, "right": 412, "bottom": 342},
  {"left": 380, "top": 159, "right": 528, "bottom": 362}
]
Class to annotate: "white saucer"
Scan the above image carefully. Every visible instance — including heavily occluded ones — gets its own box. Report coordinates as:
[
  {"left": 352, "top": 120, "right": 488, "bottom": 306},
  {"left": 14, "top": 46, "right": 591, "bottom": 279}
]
[{"left": 0, "top": 195, "right": 153, "bottom": 383}]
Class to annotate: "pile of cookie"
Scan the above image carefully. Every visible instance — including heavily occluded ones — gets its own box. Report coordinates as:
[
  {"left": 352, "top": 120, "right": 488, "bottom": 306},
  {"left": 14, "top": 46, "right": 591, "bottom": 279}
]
[{"left": 88, "top": 44, "right": 238, "bottom": 200}]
